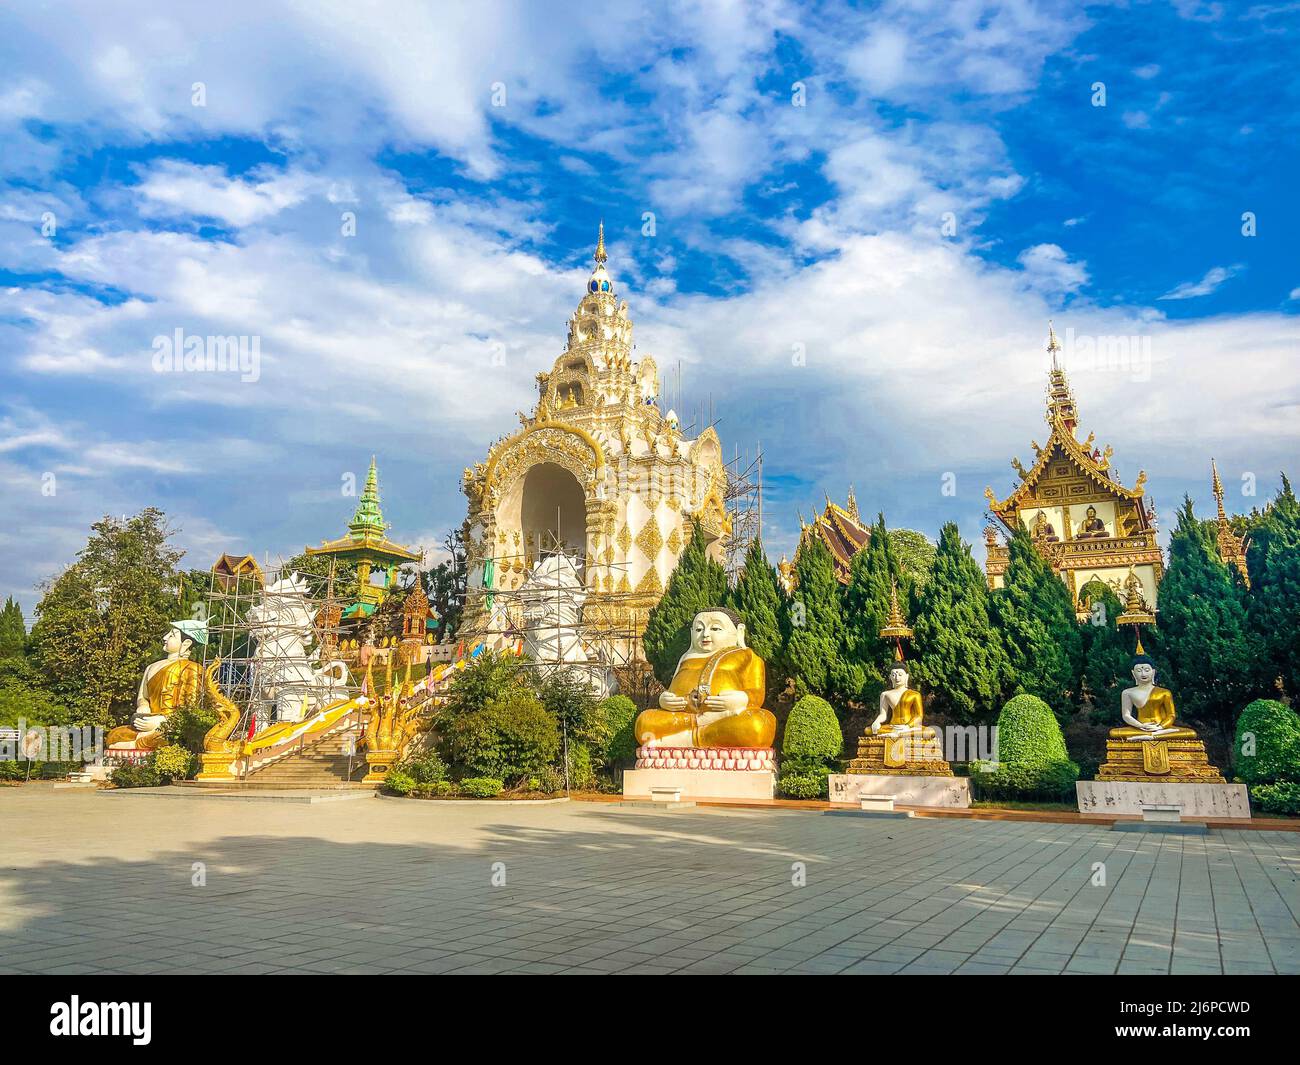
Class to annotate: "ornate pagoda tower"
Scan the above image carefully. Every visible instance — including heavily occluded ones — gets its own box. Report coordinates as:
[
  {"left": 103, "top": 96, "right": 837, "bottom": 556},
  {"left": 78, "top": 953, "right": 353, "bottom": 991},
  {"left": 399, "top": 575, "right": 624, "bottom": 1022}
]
[
  {"left": 460, "top": 226, "right": 729, "bottom": 653},
  {"left": 1211, "top": 459, "right": 1250, "bottom": 585},
  {"left": 788, "top": 488, "right": 871, "bottom": 587},
  {"left": 984, "top": 325, "right": 1163, "bottom": 615}
]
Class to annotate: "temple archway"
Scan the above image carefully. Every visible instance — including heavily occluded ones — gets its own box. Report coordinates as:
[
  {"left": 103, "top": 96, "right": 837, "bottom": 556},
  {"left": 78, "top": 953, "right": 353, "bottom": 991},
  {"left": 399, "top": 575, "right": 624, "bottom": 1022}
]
[{"left": 521, "top": 462, "right": 586, "bottom": 566}]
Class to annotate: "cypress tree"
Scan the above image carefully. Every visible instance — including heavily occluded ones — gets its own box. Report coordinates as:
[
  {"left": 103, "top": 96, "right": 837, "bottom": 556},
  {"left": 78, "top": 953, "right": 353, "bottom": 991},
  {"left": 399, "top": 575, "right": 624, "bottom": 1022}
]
[
  {"left": 642, "top": 521, "right": 728, "bottom": 687},
  {"left": 782, "top": 536, "right": 843, "bottom": 700},
  {"left": 0, "top": 597, "right": 26, "bottom": 659},
  {"left": 1076, "top": 577, "right": 1130, "bottom": 722},
  {"left": 912, "top": 522, "right": 1009, "bottom": 722},
  {"left": 1152, "top": 498, "right": 1267, "bottom": 738},
  {"left": 839, "top": 514, "right": 899, "bottom": 706},
  {"left": 990, "top": 527, "right": 1081, "bottom": 718},
  {"left": 728, "top": 537, "right": 786, "bottom": 702},
  {"left": 1245, "top": 475, "right": 1300, "bottom": 698}
]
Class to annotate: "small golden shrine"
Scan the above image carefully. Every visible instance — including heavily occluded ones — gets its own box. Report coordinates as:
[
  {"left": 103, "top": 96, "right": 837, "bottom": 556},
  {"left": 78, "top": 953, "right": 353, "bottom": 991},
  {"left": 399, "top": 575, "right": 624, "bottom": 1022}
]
[
  {"left": 210, "top": 553, "right": 263, "bottom": 590},
  {"left": 985, "top": 325, "right": 1163, "bottom": 618},
  {"left": 1211, "top": 460, "right": 1250, "bottom": 586}
]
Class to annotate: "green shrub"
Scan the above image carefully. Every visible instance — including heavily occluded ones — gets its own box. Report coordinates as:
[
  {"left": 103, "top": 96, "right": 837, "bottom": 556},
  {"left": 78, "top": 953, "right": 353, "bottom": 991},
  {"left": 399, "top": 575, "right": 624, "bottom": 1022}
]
[
  {"left": 111, "top": 759, "right": 163, "bottom": 788},
  {"left": 154, "top": 744, "right": 193, "bottom": 781},
  {"left": 384, "top": 769, "right": 415, "bottom": 796},
  {"left": 601, "top": 695, "right": 639, "bottom": 767},
  {"left": 445, "top": 690, "right": 559, "bottom": 780},
  {"left": 460, "top": 776, "right": 504, "bottom": 798},
  {"left": 162, "top": 701, "right": 219, "bottom": 753},
  {"left": 782, "top": 695, "right": 842, "bottom": 763},
  {"left": 525, "top": 766, "right": 566, "bottom": 794},
  {"left": 0, "top": 760, "right": 26, "bottom": 781},
  {"left": 402, "top": 751, "right": 448, "bottom": 785},
  {"left": 439, "top": 651, "right": 531, "bottom": 722},
  {"left": 566, "top": 742, "right": 597, "bottom": 790},
  {"left": 1234, "top": 699, "right": 1300, "bottom": 785},
  {"left": 975, "top": 694, "right": 1078, "bottom": 799},
  {"left": 1250, "top": 781, "right": 1300, "bottom": 816},
  {"left": 538, "top": 672, "right": 607, "bottom": 756},
  {"left": 777, "top": 768, "right": 828, "bottom": 799}
]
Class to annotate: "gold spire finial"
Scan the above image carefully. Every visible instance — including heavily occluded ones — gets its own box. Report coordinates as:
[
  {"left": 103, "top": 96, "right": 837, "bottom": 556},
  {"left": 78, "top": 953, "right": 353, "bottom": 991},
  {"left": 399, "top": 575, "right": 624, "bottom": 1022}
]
[
  {"left": 1047, "top": 320, "right": 1062, "bottom": 367},
  {"left": 1211, "top": 458, "right": 1227, "bottom": 519},
  {"left": 594, "top": 220, "right": 607, "bottom": 265},
  {"left": 879, "top": 579, "right": 914, "bottom": 653}
]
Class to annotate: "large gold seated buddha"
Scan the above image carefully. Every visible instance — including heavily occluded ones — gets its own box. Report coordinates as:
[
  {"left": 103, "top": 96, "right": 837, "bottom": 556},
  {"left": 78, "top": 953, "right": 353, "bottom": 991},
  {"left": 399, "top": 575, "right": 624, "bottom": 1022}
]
[{"left": 635, "top": 609, "right": 777, "bottom": 749}]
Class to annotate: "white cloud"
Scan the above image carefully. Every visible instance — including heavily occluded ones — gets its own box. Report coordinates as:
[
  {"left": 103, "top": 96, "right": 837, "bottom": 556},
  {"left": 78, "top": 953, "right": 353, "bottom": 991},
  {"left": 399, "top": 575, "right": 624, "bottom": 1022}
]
[
  {"left": 1016, "top": 243, "right": 1089, "bottom": 296},
  {"left": 1159, "top": 264, "right": 1242, "bottom": 300},
  {"left": 134, "top": 162, "right": 318, "bottom": 227}
]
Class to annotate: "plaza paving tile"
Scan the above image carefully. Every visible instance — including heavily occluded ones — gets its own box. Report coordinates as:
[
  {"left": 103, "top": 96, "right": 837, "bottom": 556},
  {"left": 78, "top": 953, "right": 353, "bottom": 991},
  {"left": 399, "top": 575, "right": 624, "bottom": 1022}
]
[{"left": 0, "top": 787, "right": 1297, "bottom": 975}]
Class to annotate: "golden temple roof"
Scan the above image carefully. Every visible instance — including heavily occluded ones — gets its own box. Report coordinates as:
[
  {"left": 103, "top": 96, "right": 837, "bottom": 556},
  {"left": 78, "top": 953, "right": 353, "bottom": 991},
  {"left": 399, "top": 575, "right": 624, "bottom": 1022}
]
[{"left": 797, "top": 492, "right": 871, "bottom": 584}]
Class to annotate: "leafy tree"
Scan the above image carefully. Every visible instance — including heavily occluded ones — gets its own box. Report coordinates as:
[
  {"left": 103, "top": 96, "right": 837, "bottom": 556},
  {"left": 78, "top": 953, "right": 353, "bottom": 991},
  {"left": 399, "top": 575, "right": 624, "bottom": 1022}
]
[
  {"left": 444, "top": 689, "right": 559, "bottom": 781},
  {"left": 782, "top": 536, "right": 844, "bottom": 700},
  {"left": 437, "top": 649, "right": 531, "bottom": 722},
  {"left": 642, "top": 521, "right": 728, "bottom": 687},
  {"left": 989, "top": 527, "right": 1081, "bottom": 718},
  {"left": 1076, "top": 577, "right": 1131, "bottom": 723},
  {"left": 0, "top": 597, "right": 26, "bottom": 658},
  {"left": 887, "top": 529, "right": 937, "bottom": 592},
  {"left": 838, "top": 514, "right": 900, "bottom": 706},
  {"left": 29, "top": 509, "right": 185, "bottom": 728},
  {"left": 1233, "top": 699, "right": 1300, "bottom": 785},
  {"left": 1245, "top": 476, "right": 1300, "bottom": 698},
  {"left": 1152, "top": 498, "right": 1268, "bottom": 739},
  {"left": 600, "top": 694, "right": 640, "bottom": 767},
  {"left": 727, "top": 537, "right": 786, "bottom": 702},
  {"left": 279, "top": 550, "right": 361, "bottom": 604},
  {"left": 912, "top": 522, "right": 1009, "bottom": 722},
  {"left": 421, "top": 527, "right": 468, "bottom": 639}
]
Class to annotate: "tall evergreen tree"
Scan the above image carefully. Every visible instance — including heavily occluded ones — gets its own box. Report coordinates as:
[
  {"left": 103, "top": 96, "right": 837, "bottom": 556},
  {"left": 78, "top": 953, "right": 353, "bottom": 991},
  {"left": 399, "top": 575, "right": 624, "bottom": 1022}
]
[
  {"left": 727, "top": 537, "right": 786, "bottom": 701},
  {"left": 839, "top": 514, "right": 900, "bottom": 706},
  {"left": 30, "top": 508, "right": 185, "bottom": 727},
  {"left": 783, "top": 536, "right": 844, "bottom": 700},
  {"left": 1153, "top": 498, "right": 1268, "bottom": 738},
  {"left": 989, "top": 527, "right": 1082, "bottom": 718},
  {"left": 642, "top": 521, "right": 728, "bottom": 687},
  {"left": 912, "top": 522, "right": 1008, "bottom": 722},
  {"left": 887, "top": 528, "right": 937, "bottom": 592},
  {"left": 1245, "top": 475, "right": 1300, "bottom": 698},
  {"left": 0, "top": 597, "right": 26, "bottom": 659},
  {"left": 1076, "top": 577, "right": 1130, "bottom": 721}
]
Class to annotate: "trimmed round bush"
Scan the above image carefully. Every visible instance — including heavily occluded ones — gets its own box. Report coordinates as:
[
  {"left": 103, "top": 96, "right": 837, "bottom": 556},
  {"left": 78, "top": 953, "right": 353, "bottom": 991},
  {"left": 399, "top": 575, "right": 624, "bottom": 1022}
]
[
  {"left": 154, "top": 744, "right": 193, "bottom": 781},
  {"left": 782, "top": 694, "right": 843, "bottom": 763},
  {"left": 445, "top": 690, "right": 559, "bottom": 781},
  {"left": 1250, "top": 781, "right": 1300, "bottom": 816},
  {"left": 601, "top": 695, "right": 639, "bottom": 767},
  {"left": 460, "top": 776, "right": 504, "bottom": 798},
  {"left": 976, "top": 694, "right": 1078, "bottom": 798},
  {"left": 777, "top": 766, "right": 829, "bottom": 799},
  {"left": 1234, "top": 699, "right": 1300, "bottom": 785}
]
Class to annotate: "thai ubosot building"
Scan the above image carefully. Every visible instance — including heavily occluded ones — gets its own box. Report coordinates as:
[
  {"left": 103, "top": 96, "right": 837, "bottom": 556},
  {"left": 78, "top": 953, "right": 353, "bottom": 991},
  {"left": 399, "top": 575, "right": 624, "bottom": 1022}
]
[
  {"left": 459, "top": 227, "right": 730, "bottom": 652},
  {"left": 984, "top": 326, "right": 1163, "bottom": 616},
  {"left": 778, "top": 490, "right": 871, "bottom": 592}
]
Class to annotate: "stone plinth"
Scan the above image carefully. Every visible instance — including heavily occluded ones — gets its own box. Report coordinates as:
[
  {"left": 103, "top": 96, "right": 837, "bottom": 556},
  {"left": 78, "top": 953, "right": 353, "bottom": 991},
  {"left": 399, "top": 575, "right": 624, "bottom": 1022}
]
[
  {"left": 1076, "top": 780, "right": 1250, "bottom": 818},
  {"left": 829, "top": 773, "right": 970, "bottom": 809},
  {"left": 634, "top": 746, "right": 775, "bottom": 772},
  {"left": 1096, "top": 737, "right": 1224, "bottom": 783},
  {"left": 846, "top": 731, "right": 953, "bottom": 777},
  {"left": 623, "top": 767, "right": 775, "bottom": 801}
]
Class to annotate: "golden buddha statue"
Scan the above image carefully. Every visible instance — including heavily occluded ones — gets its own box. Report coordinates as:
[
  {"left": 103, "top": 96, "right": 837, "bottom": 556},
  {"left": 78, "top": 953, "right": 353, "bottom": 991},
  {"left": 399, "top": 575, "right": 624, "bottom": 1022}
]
[
  {"left": 634, "top": 608, "right": 776, "bottom": 748},
  {"left": 872, "top": 663, "right": 936, "bottom": 738},
  {"left": 1111, "top": 655, "right": 1197, "bottom": 741},
  {"left": 1097, "top": 654, "right": 1223, "bottom": 782},
  {"left": 106, "top": 620, "right": 206, "bottom": 751},
  {"left": 1076, "top": 504, "right": 1108, "bottom": 539}
]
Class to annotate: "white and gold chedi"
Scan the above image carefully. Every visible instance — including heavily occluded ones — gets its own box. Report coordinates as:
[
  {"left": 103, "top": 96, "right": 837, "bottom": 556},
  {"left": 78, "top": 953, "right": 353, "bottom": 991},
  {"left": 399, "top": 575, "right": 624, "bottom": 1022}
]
[
  {"left": 460, "top": 226, "right": 729, "bottom": 650},
  {"left": 634, "top": 608, "right": 776, "bottom": 751}
]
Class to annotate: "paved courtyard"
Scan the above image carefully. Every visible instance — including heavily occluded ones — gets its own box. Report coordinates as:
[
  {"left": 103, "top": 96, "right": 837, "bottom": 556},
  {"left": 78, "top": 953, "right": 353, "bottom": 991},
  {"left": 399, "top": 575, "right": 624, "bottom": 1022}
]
[{"left": 1, "top": 786, "right": 1297, "bottom": 974}]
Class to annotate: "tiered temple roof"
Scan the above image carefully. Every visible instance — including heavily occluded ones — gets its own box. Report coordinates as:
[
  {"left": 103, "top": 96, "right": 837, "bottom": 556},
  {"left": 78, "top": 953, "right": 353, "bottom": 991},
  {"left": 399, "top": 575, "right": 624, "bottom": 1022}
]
[{"left": 794, "top": 488, "right": 871, "bottom": 585}]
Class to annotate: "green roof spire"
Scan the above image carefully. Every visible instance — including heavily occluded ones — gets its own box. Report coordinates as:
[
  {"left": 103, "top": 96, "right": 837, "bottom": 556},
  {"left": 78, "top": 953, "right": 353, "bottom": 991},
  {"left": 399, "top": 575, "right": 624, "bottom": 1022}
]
[{"left": 348, "top": 456, "right": 387, "bottom": 539}]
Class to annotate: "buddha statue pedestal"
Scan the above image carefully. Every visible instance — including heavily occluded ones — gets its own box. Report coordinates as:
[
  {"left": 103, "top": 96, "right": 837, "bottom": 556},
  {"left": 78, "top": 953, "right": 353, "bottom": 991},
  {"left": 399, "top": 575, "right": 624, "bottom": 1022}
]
[
  {"left": 828, "top": 664, "right": 971, "bottom": 810},
  {"left": 623, "top": 609, "right": 777, "bottom": 802},
  {"left": 1076, "top": 656, "right": 1250, "bottom": 819}
]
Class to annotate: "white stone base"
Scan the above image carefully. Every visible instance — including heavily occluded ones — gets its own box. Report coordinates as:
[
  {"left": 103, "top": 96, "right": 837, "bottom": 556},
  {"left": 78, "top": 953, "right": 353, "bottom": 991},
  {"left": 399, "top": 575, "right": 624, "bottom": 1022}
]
[
  {"left": 829, "top": 773, "right": 971, "bottom": 809},
  {"left": 623, "top": 767, "right": 775, "bottom": 801},
  {"left": 1076, "top": 780, "right": 1251, "bottom": 819}
]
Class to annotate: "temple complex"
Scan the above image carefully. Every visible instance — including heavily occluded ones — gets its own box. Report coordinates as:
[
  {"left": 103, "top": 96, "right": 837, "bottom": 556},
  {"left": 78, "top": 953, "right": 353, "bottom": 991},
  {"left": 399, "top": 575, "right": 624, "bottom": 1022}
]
[
  {"left": 984, "top": 326, "right": 1163, "bottom": 617},
  {"left": 459, "top": 227, "right": 729, "bottom": 656}
]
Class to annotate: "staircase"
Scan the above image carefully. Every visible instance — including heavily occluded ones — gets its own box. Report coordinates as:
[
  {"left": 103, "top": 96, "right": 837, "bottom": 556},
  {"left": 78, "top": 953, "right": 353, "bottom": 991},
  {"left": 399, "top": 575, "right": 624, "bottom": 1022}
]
[{"left": 235, "top": 728, "right": 370, "bottom": 789}]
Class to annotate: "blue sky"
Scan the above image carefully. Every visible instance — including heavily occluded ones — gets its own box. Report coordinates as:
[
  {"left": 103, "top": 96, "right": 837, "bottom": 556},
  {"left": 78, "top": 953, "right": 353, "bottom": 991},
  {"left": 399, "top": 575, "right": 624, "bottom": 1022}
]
[{"left": 1, "top": 0, "right": 1297, "bottom": 613}]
